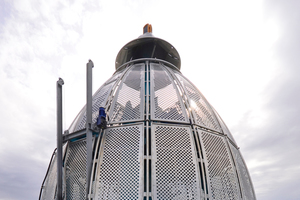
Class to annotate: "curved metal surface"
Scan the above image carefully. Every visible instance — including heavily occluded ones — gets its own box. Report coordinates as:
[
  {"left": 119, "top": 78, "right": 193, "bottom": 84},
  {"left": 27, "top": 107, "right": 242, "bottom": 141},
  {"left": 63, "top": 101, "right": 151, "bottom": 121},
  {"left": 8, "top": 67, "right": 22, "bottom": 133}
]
[
  {"left": 115, "top": 36, "right": 181, "bottom": 70},
  {"left": 43, "top": 30, "right": 255, "bottom": 200}
]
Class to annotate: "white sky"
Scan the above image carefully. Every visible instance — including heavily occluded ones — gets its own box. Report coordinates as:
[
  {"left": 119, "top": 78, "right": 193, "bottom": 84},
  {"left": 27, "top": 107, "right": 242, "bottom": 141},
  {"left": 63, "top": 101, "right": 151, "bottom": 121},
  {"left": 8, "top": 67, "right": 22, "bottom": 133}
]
[{"left": 0, "top": 0, "right": 299, "bottom": 199}]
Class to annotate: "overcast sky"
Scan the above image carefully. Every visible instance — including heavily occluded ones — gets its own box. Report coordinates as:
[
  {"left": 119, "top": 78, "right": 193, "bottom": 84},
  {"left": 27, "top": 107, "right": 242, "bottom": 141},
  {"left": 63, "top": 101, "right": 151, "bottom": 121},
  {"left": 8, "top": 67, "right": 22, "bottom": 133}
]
[{"left": 0, "top": 0, "right": 299, "bottom": 199}]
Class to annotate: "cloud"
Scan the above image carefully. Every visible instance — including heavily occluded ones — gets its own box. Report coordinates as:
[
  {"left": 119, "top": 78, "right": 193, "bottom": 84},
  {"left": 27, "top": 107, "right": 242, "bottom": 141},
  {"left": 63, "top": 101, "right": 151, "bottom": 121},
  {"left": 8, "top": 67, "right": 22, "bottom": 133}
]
[
  {"left": 225, "top": 1, "right": 300, "bottom": 199},
  {"left": 0, "top": 0, "right": 299, "bottom": 199}
]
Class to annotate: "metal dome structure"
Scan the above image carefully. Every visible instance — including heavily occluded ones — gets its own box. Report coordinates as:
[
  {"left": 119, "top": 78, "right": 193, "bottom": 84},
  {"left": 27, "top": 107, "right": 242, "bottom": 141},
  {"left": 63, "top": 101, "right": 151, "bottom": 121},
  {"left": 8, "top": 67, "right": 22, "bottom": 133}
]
[{"left": 40, "top": 24, "right": 256, "bottom": 200}]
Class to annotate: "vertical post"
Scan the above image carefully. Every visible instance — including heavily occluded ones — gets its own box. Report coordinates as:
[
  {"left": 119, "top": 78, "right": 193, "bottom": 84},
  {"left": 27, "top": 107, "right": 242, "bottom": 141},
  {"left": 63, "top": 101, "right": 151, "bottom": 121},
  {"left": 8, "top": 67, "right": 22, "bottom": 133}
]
[
  {"left": 86, "top": 60, "right": 94, "bottom": 199},
  {"left": 56, "top": 78, "right": 64, "bottom": 200}
]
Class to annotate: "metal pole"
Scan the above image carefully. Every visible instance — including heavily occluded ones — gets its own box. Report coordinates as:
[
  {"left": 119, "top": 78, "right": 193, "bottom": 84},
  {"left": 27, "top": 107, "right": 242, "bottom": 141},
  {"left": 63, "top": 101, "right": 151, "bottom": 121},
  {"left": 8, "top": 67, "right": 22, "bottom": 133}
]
[
  {"left": 86, "top": 60, "right": 93, "bottom": 199},
  {"left": 56, "top": 78, "right": 64, "bottom": 200}
]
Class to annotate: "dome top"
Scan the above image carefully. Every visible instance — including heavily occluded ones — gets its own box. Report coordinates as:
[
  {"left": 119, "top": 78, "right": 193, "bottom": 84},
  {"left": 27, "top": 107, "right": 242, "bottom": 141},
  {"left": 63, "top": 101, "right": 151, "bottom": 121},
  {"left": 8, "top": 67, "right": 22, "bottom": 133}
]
[{"left": 115, "top": 24, "right": 181, "bottom": 70}]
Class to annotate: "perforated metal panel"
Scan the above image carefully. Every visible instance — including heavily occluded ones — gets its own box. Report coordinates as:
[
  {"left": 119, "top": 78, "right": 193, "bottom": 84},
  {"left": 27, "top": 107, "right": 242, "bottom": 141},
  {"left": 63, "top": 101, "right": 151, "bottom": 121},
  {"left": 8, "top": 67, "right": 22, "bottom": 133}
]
[
  {"left": 65, "top": 139, "right": 87, "bottom": 200},
  {"left": 40, "top": 152, "right": 57, "bottom": 200},
  {"left": 69, "top": 110, "right": 83, "bottom": 133},
  {"left": 73, "top": 70, "right": 124, "bottom": 131},
  {"left": 199, "top": 130, "right": 241, "bottom": 200},
  {"left": 212, "top": 107, "right": 237, "bottom": 145},
  {"left": 42, "top": 37, "right": 257, "bottom": 200},
  {"left": 95, "top": 125, "right": 143, "bottom": 199},
  {"left": 151, "top": 64, "right": 188, "bottom": 123},
  {"left": 175, "top": 72, "right": 222, "bottom": 132},
  {"left": 109, "top": 64, "right": 145, "bottom": 123},
  {"left": 229, "top": 143, "right": 256, "bottom": 200},
  {"left": 152, "top": 124, "right": 202, "bottom": 200},
  {"left": 105, "top": 68, "right": 126, "bottom": 85}
]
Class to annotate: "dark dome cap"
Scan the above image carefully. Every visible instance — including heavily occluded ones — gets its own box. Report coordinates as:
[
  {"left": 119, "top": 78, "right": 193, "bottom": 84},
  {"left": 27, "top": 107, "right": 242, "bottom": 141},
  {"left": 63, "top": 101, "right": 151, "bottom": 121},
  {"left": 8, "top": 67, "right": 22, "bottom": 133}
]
[{"left": 115, "top": 24, "right": 181, "bottom": 70}]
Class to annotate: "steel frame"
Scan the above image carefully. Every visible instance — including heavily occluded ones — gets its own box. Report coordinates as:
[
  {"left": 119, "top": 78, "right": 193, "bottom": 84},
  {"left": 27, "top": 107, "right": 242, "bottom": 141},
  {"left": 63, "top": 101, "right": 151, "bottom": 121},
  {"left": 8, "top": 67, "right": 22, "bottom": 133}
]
[{"left": 49, "top": 58, "right": 256, "bottom": 200}]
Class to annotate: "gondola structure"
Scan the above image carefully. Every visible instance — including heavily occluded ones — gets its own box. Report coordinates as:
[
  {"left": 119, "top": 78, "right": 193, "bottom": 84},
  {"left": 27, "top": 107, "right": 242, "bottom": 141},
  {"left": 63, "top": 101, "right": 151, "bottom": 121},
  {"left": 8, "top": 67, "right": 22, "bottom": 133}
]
[{"left": 39, "top": 24, "right": 256, "bottom": 200}]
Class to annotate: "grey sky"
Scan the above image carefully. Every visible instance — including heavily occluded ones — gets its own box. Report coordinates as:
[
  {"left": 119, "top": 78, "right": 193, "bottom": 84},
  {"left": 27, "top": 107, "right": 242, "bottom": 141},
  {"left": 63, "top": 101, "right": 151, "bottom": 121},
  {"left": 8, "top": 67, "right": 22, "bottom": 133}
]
[{"left": 0, "top": 0, "right": 299, "bottom": 199}]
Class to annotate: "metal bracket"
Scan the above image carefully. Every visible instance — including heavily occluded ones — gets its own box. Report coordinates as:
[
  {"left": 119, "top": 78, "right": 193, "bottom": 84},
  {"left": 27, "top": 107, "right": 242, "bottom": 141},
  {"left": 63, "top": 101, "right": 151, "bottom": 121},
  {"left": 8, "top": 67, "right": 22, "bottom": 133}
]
[{"left": 62, "top": 125, "right": 101, "bottom": 143}]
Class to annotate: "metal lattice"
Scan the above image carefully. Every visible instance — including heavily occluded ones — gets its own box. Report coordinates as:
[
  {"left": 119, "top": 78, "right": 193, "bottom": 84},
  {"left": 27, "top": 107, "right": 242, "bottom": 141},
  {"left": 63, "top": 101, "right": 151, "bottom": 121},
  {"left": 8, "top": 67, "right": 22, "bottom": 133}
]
[
  {"left": 213, "top": 107, "right": 237, "bottom": 145},
  {"left": 42, "top": 31, "right": 257, "bottom": 200},
  {"left": 199, "top": 130, "right": 241, "bottom": 200},
  {"left": 65, "top": 139, "right": 87, "bottom": 200},
  {"left": 229, "top": 143, "right": 256, "bottom": 200},
  {"left": 105, "top": 68, "right": 126, "bottom": 85},
  {"left": 91, "top": 84, "right": 114, "bottom": 122},
  {"left": 96, "top": 125, "right": 143, "bottom": 199},
  {"left": 110, "top": 64, "right": 144, "bottom": 123},
  {"left": 73, "top": 71, "right": 124, "bottom": 131},
  {"left": 152, "top": 124, "right": 201, "bottom": 200},
  {"left": 151, "top": 64, "right": 188, "bottom": 123},
  {"left": 40, "top": 152, "right": 57, "bottom": 200},
  {"left": 175, "top": 72, "right": 222, "bottom": 132}
]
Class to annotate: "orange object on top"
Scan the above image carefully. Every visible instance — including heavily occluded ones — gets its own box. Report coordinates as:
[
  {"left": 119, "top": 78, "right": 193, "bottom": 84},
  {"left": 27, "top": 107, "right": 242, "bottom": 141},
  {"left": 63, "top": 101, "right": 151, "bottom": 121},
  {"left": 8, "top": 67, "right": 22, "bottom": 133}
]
[{"left": 143, "top": 24, "right": 152, "bottom": 34}]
